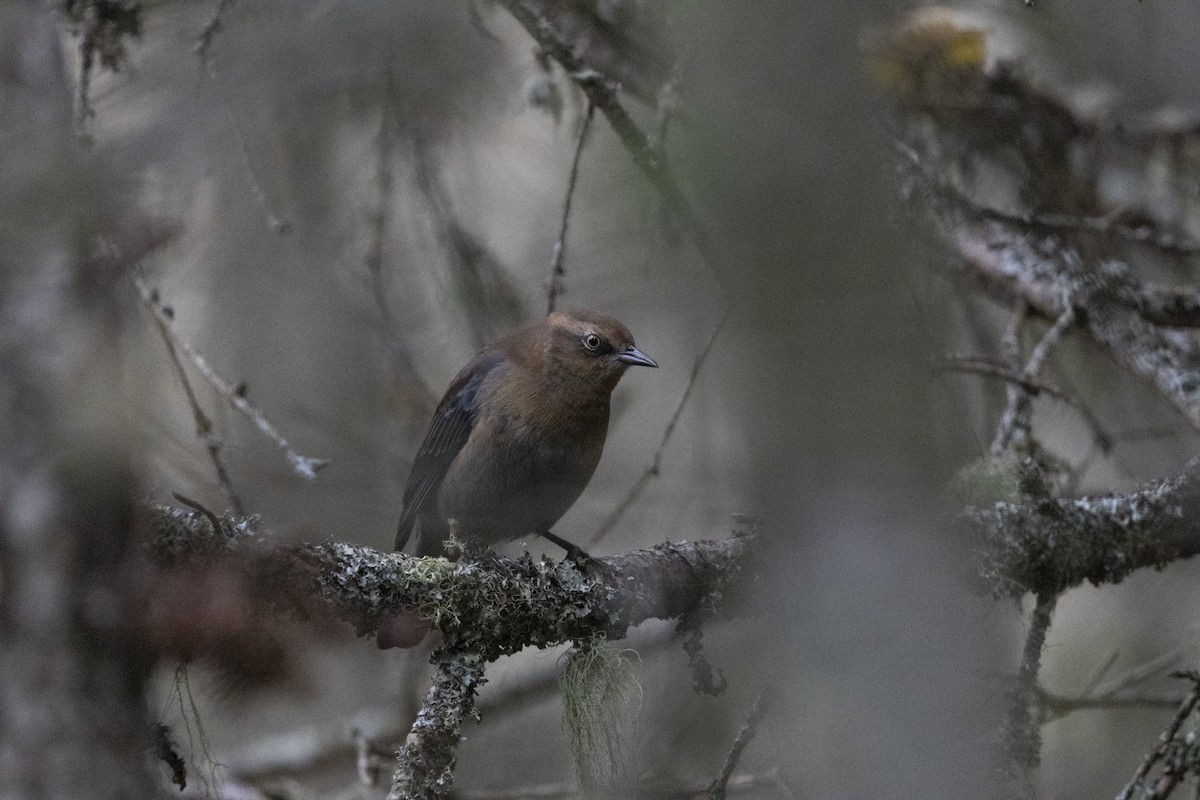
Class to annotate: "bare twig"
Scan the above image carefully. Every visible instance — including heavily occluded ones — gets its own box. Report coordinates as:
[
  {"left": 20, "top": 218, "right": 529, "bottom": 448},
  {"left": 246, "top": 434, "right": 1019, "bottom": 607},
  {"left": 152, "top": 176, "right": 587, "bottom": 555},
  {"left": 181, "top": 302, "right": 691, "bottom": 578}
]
[
  {"left": 1040, "top": 690, "right": 1183, "bottom": 718},
  {"left": 1039, "top": 651, "right": 1184, "bottom": 722},
  {"left": 1116, "top": 672, "right": 1200, "bottom": 800},
  {"left": 497, "top": 0, "right": 717, "bottom": 269},
  {"left": 192, "top": 1, "right": 291, "bottom": 235},
  {"left": 708, "top": 692, "right": 768, "bottom": 800},
  {"left": 221, "top": 102, "right": 292, "bottom": 235},
  {"left": 652, "top": 57, "right": 684, "bottom": 152},
  {"left": 941, "top": 355, "right": 1071, "bottom": 402},
  {"left": 932, "top": 197, "right": 1200, "bottom": 432},
  {"left": 133, "top": 276, "right": 329, "bottom": 480},
  {"left": 990, "top": 304, "right": 1075, "bottom": 456},
  {"left": 153, "top": 311, "right": 246, "bottom": 515},
  {"left": 588, "top": 306, "right": 728, "bottom": 547},
  {"left": 989, "top": 303, "right": 1028, "bottom": 455},
  {"left": 466, "top": 0, "right": 504, "bottom": 45},
  {"left": 547, "top": 101, "right": 595, "bottom": 314}
]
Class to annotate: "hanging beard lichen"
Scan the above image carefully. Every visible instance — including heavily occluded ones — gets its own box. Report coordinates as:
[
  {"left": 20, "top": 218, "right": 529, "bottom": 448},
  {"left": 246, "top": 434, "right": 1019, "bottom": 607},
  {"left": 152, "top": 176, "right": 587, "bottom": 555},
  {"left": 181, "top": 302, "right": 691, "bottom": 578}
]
[{"left": 560, "top": 637, "right": 641, "bottom": 798}]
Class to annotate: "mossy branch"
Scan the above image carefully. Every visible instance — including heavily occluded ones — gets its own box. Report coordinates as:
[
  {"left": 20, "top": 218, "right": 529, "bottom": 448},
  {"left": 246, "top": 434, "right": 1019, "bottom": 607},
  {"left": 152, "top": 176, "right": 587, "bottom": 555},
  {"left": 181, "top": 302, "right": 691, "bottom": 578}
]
[
  {"left": 145, "top": 503, "right": 754, "bottom": 799},
  {"left": 968, "top": 457, "right": 1200, "bottom": 598},
  {"left": 144, "top": 503, "right": 755, "bottom": 657}
]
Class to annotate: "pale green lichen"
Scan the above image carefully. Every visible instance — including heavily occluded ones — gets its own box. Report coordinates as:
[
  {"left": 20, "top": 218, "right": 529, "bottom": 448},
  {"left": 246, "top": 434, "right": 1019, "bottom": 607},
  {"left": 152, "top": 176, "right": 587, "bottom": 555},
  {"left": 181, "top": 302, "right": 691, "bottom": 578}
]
[{"left": 561, "top": 638, "right": 641, "bottom": 798}]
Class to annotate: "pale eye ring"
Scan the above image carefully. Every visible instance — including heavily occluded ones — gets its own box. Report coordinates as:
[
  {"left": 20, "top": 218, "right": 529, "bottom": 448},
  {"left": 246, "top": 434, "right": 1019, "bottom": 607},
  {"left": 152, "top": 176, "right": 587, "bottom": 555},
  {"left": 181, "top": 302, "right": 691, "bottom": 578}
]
[{"left": 583, "top": 333, "right": 602, "bottom": 350}]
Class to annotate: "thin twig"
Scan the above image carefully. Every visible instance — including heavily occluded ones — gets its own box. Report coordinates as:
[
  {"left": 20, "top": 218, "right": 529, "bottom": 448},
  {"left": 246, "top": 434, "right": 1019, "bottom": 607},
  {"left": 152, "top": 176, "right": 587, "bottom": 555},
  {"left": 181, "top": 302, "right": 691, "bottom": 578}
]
[
  {"left": 990, "top": 304, "right": 1075, "bottom": 456},
  {"left": 1039, "top": 651, "right": 1184, "bottom": 723},
  {"left": 1040, "top": 691, "right": 1183, "bottom": 718},
  {"left": 708, "top": 692, "right": 769, "bottom": 800},
  {"left": 941, "top": 355, "right": 1071, "bottom": 402},
  {"left": 1025, "top": 302, "right": 1077, "bottom": 377},
  {"left": 498, "top": 0, "right": 717, "bottom": 269},
  {"left": 547, "top": 101, "right": 595, "bottom": 314},
  {"left": 1116, "top": 672, "right": 1200, "bottom": 800},
  {"left": 466, "top": 0, "right": 504, "bottom": 45},
  {"left": 587, "top": 306, "right": 728, "bottom": 547},
  {"left": 408, "top": 125, "right": 522, "bottom": 347},
  {"left": 194, "top": 0, "right": 290, "bottom": 235},
  {"left": 133, "top": 276, "right": 329, "bottom": 480},
  {"left": 153, "top": 312, "right": 246, "bottom": 515},
  {"left": 652, "top": 57, "right": 684, "bottom": 152},
  {"left": 221, "top": 102, "right": 292, "bottom": 235},
  {"left": 172, "top": 493, "right": 230, "bottom": 543},
  {"left": 990, "top": 303, "right": 1028, "bottom": 456}
]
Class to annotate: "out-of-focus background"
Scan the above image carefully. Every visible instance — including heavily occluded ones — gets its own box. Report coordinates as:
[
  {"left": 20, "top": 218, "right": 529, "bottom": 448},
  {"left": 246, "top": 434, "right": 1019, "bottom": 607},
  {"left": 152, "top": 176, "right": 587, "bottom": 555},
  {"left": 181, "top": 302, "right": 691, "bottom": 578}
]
[{"left": 7, "top": 1, "right": 1200, "bottom": 797}]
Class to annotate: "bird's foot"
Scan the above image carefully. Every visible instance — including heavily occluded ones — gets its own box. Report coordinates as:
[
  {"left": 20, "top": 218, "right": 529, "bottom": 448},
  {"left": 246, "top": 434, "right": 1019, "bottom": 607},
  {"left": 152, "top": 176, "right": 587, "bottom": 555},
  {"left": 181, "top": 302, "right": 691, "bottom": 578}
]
[{"left": 539, "top": 530, "right": 596, "bottom": 569}]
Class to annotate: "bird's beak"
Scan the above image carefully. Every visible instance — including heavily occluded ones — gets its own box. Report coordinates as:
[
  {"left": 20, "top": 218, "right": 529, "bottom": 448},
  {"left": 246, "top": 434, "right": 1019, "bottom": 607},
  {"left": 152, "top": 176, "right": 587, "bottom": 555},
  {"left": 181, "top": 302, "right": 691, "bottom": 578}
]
[{"left": 617, "top": 346, "right": 658, "bottom": 368}]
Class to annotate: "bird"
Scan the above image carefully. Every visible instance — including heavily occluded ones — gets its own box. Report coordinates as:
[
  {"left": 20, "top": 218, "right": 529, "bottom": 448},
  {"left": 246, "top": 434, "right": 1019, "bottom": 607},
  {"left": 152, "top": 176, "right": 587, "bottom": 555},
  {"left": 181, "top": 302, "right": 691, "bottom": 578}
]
[{"left": 376, "top": 309, "right": 657, "bottom": 648}]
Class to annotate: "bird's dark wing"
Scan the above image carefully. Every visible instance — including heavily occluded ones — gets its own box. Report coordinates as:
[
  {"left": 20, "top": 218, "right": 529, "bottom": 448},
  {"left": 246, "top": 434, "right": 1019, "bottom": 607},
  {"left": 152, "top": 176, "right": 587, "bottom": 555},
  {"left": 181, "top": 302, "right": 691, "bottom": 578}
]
[{"left": 394, "top": 349, "right": 504, "bottom": 552}]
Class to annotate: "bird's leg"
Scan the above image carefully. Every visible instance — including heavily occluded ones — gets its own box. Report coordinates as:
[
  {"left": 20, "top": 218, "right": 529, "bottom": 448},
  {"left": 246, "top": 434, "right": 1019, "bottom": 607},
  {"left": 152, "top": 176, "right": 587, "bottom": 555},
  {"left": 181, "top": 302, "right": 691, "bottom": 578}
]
[{"left": 538, "top": 530, "right": 595, "bottom": 566}]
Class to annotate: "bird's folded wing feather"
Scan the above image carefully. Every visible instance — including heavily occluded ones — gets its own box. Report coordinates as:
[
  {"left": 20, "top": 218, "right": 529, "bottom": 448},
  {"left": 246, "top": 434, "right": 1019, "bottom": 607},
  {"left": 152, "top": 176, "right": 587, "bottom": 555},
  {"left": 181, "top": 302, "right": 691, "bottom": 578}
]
[{"left": 394, "top": 349, "right": 504, "bottom": 551}]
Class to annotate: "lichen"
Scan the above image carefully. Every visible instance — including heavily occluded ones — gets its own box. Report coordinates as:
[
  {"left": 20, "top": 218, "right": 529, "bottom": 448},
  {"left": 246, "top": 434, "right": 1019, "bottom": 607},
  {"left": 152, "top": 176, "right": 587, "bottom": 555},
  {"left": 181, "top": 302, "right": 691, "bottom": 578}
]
[{"left": 561, "top": 638, "right": 640, "bottom": 798}]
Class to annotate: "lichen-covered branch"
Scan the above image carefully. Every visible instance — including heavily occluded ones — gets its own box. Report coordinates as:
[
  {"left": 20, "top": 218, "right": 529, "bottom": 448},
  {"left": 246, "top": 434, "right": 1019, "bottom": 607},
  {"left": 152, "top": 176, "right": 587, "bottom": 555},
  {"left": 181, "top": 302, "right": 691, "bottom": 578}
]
[
  {"left": 968, "top": 458, "right": 1200, "bottom": 598},
  {"left": 938, "top": 213, "right": 1200, "bottom": 432},
  {"left": 143, "top": 504, "right": 755, "bottom": 659},
  {"left": 145, "top": 503, "right": 753, "bottom": 798},
  {"left": 1115, "top": 672, "right": 1200, "bottom": 800},
  {"left": 388, "top": 651, "right": 486, "bottom": 800}
]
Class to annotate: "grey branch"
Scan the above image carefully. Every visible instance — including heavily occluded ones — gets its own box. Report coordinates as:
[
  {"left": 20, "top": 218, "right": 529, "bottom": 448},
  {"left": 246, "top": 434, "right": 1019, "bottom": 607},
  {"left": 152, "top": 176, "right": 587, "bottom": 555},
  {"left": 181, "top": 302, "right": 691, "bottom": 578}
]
[
  {"left": 938, "top": 209, "right": 1200, "bottom": 433},
  {"left": 134, "top": 277, "right": 329, "bottom": 480},
  {"left": 708, "top": 692, "right": 768, "bottom": 800},
  {"left": 388, "top": 651, "right": 486, "bottom": 800},
  {"left": 589, "top": 306, "right": 729, "bottom": 546},
  {"left": 497, "top": 0, "right": 717, "bottom": 268},
  {"left": 146, "top": 503, "right": 754, "bottom": 800},
  {"left": 1116, "top": 672, "right": 1200, "bottom": 800},
  {"left": 546, "top": 101, "right": 594, "bottom": 315},
  {"left": 968, "top": 457, "right": 1200, "bottom": 599},
  {"left": 144, "top": 504, "right": 755, "bottom": 655}
]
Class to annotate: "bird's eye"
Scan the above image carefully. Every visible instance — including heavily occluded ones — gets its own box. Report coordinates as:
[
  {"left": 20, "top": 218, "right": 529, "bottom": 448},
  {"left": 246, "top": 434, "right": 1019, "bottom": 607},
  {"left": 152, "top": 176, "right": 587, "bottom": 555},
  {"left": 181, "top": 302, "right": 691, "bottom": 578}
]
[{"left": 583, "top": 333, "right": 602, "bottom": 350}]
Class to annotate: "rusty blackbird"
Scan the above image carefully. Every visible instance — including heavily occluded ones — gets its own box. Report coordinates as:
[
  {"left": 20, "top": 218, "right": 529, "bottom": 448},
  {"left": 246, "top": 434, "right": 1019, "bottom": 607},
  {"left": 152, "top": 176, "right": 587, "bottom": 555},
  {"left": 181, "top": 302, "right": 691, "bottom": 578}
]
[{"left": 377, "top": 309, "right": 656, "bottom": 648}]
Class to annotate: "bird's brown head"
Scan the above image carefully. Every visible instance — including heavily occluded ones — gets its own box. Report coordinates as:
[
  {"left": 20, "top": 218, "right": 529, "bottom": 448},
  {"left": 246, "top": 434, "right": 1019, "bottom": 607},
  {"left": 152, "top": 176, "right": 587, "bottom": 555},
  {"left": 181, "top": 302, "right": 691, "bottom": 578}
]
[{"left": 540, "top": 309, "right": 658, "bottom": 391}]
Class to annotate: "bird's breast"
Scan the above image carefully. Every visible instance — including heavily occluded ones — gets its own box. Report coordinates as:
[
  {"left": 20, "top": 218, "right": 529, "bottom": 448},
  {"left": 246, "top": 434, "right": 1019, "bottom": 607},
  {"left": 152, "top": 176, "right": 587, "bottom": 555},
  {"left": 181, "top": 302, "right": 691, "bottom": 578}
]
[{"left": 436, "top": 383, "right": 610, "bottom": 543}]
